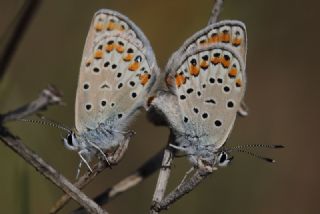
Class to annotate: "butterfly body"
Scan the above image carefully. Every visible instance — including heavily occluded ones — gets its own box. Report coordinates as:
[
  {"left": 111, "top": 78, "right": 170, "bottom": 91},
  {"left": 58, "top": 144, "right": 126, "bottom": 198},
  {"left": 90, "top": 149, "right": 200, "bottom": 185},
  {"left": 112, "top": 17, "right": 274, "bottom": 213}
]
[
  {"left": 63, "top": 9, "right": 159, "bottom": 171},
  {"left": 150, "top": 21, "right": 247, "bottom": 166}
]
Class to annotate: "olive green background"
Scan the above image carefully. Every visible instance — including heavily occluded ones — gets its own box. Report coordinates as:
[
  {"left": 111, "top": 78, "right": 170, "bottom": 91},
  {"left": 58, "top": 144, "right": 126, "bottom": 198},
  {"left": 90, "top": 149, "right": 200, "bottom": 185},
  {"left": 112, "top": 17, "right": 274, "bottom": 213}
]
[{"left": 0, "top": 0, "right": 319, "bottom": 213}]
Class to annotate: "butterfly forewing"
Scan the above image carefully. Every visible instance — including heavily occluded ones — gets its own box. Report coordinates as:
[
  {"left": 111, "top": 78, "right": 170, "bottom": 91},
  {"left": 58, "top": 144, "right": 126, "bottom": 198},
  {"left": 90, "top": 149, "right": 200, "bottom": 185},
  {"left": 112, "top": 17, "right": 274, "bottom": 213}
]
[{"left": 75, "top": 9, "right": 158, "bottom": 132}]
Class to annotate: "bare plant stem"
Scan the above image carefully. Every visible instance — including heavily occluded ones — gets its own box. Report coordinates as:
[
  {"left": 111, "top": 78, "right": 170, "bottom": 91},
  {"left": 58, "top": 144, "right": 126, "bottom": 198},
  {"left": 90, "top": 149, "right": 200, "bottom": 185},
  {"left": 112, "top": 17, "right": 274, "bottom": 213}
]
[
  {"left": 0, "top": 86, "right": 108, "bottom": 213},
  {"left": 208, "top": 0, "right": 224, "bottom": 25},
  {"left": 150, "top": 145, "right": 174, "bottom": 214},
  {"left": 50, "top": 136, "right": 132, "bottom": 214},
  {"left": 0, "top": 130, "right": 107, "bottom": 214},
  {"left": 0, "top": 85, "right": 62, "bottom": 123},
  {"left": 72, "top": 148, "right": 165, "bottom": 214},
  {"left": 152, "top": 168, "right": 213, "bottom": 212}
]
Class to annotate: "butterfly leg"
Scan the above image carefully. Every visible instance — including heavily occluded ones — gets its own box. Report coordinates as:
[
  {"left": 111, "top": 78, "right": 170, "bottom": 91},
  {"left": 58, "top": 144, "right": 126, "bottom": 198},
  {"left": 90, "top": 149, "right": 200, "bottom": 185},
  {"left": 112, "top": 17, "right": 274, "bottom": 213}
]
[
  {"left": 110, "top": 138, "right": 129, "bottom": 163},
  {"left": 177, "top": 167, "right": 195, "bottom": 189},
  {"left": 196, "top": 158, "right": 216, "bottom": 172},
  {"left": 113, "top": 129, "right": 136, "bottom": 136},
  {"left": 78, "top": 150, "right": 93, "bottom": 172},
  {"left": 76, "top": 160, "right": 83, "bottom": 179},
  {"left": 169, "top": 143, "right": 188, "bottom": 152},
  {"left": 87, "top": 141, "right": 111, "bottom": 166}
]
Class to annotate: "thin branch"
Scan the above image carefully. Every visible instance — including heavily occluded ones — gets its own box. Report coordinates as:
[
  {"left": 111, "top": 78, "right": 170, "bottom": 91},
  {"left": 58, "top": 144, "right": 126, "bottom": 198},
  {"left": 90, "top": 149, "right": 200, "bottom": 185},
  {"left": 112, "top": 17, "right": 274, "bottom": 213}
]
[
  {"left": 150, "top": 145, "right": 174, "bottom": 214},
  {"left": 208, "top": 0, "right": 224, "bottom": 25},
  {"left": 0, "top": 130, "right": 107, "bottom": 214},
  {"left": 0, "top": 0, "right": 41, "bottom": 80},
  {"left": 152, "top": 168, "right": 213, "bottom": 212},
  {"left": 0, "top": 85, "right": 63, "bottom": 123},
  {"left": 50, "top": 135, "right": 133, "bottom": 214},
  {"left": 0, "top": 86, "right": 108, "bottom": 213},
  {"left": 72, "top": 148, "right": 165, "bottom": 214}
]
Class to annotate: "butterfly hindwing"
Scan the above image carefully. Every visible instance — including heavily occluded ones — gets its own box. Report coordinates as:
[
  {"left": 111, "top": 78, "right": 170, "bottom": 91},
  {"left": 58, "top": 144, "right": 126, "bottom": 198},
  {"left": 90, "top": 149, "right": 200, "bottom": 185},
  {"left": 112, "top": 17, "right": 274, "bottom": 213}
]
[
  {"left": 75, "top": 9, "right": 158, "bottom": 132},
  {"left": 167, "top": 20, "right": 247, "bottom": 78},
  {"left": 169, "top": 44, "right": 246, "bottom": 148}
]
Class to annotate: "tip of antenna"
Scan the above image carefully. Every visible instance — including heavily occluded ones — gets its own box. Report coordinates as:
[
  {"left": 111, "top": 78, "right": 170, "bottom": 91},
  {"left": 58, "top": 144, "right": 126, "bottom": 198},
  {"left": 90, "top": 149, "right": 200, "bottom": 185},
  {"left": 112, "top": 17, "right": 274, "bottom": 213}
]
[
  {"left": 265, "top": 158, "right": 276, "bottom": 163},
  {"left": 273, "top": 145, "right": 285, "bottom": 149}
]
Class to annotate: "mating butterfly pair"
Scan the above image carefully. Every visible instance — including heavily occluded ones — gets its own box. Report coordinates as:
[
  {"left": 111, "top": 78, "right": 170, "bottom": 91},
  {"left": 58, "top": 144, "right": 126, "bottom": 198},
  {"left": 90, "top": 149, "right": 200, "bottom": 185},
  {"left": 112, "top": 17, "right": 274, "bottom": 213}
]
[{"left": 63, "top": 9, "right": 247, "bottom": 174}]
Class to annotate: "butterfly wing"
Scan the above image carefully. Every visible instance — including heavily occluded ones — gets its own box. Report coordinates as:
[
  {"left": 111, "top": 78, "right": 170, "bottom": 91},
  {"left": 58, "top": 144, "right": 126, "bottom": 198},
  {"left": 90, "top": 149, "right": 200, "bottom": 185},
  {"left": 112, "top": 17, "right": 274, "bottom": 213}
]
[
  {"left": 163, "top": 21, "right": 247, "bottom": 149},
  {"left": 75, "top": 9, "right": 159, "bottom": 133},
  {"left": 166, "top": 20, "right": 247, "bottom": 73}
]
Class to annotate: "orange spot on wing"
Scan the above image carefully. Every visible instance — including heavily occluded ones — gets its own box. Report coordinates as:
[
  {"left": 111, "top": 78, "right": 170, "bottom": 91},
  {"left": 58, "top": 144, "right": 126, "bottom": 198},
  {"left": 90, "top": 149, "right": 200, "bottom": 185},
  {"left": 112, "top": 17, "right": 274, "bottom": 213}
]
[
  {"left": 128, "top": 62, "right": 140, "bottom": 71},
  {"left": 211, "top": 57, "right": 221, "bottom": 65},
  {"left": 189, "top": 65, "right": 200, "bottom": 76},
  {"left": 116, "top": 45, "right": 125, "bottom": 53},
  {"left": 228, "top": 68, "right": 238, "bottom": 78},
  {"left": 105, "top": 44, "right": 114, "bottom": 52},
  {"left": 209, "top": 34, "right": 219, "bottom": 44},
  {"left": 220, "top": 32, "right": 230, "bottom": 43},
  {"left": 175, "top": 74, "right": 186, "bottom": 87},
  {"left": 236, "top": 78, "right": 242, "bottom": 87},
  {"left": 221, "top": 58, "right": 230, "bottom": 68},
  {"left": 94, "top": 50, "right": 103, "bottom": 59},
  {"left": 140, "top": 74, "right": 151, "bottom": 86},
  {"left": 123, "top": 54, "right": 133, "bottom": 61},
  {"left": 232, "top": 38, "right": 242, "bottom": 46},
  {"left": 94, "top": 22, "right": 104, "bottom": 31},
  {"left": 106, "top": 21, "right": 116, "bottom": 31},
  {"left": 200, "top": 60, "right": 209, "bottom": 69}
]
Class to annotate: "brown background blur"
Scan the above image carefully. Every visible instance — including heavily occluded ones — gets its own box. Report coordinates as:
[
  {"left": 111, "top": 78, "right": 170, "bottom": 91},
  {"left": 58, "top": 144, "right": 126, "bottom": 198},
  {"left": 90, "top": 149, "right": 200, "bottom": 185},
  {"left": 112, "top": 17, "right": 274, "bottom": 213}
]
[{"left": 0, "top": 0, "right": 319, "bottom": 213}]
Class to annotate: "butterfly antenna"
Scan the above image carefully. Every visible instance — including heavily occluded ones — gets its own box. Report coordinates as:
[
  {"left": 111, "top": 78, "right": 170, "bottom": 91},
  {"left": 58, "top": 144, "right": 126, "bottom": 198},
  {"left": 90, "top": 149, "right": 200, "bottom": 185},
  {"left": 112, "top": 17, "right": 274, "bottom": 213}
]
[
  {"left": 36, "top": 115, "right": 71, "bottom": 131},
  {"left": 233, "top": 149, "right": 276, "bottom": 163},
  {"left": 228, "top": 144, "right": 284, "bottom": 151},
  {"left": 18, "top": 118, "right": 71, "bottom": 133}
]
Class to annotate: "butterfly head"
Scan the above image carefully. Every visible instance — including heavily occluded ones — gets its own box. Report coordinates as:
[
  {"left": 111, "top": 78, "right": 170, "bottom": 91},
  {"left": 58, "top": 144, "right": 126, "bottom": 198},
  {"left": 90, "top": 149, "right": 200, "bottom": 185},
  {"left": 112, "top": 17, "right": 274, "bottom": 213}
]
[{"left": 216, "top": 144, "right": 285, "bottom": 167}]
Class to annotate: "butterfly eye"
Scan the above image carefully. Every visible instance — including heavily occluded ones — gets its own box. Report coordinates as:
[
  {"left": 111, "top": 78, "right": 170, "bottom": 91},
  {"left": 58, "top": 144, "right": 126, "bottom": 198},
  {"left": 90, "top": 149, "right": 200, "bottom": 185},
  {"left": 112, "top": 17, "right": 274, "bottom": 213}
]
[
  {"left": 67, "top": 133, "right": 73, "bottom": 146},
  {"left": 218, "top": 151, "right": 232, "bottom": 167}
]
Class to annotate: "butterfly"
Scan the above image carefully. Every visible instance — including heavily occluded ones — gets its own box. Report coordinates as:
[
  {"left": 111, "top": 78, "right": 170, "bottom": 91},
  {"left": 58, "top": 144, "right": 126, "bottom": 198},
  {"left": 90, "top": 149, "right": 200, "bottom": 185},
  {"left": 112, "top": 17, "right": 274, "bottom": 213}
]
[
  {"left": 55, "top": 9, "right": 160, "bottom": 174},
  {"left": 148, "top": 20, "right": 261, "bottom": 168}
]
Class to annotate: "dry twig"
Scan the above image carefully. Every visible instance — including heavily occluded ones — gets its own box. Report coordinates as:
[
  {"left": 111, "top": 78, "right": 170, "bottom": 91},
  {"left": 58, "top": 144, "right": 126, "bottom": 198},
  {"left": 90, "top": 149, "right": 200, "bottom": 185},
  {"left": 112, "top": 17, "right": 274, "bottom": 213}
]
[
  {"left": 50, "top": 134, "right": 132, "bottom": 213},
  {"left": 152, "top": 167, "right": 213, "bottom": 212},
  {"left": 0, "top": 86, "right": 108, "bottom": 214},
  {"left": 208, "top": 0, "right": 224, "bottom": 25},
  {"left": 73, "top": 149, "right": 165, "bottom": 214},
  {"left": 150, "top": 136, "right": 174, "bottom": 214},
  {"left": 0, "top": 85, "right": 62, "bottom": 123}
]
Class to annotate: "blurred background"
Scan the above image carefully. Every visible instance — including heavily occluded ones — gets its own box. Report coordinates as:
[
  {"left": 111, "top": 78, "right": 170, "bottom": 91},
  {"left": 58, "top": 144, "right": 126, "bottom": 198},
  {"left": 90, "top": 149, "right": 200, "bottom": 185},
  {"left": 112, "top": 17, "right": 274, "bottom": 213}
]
[{"left": 0, "top": 0, "right": 319, "bottom": 213}]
